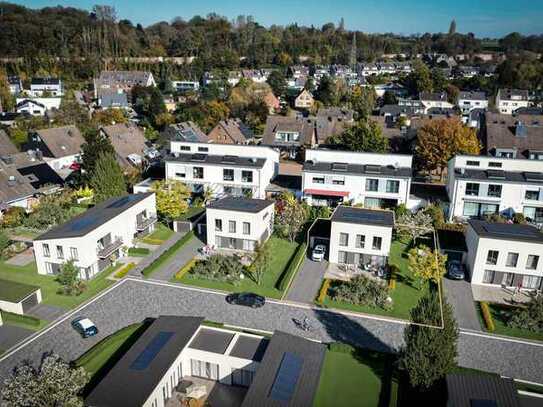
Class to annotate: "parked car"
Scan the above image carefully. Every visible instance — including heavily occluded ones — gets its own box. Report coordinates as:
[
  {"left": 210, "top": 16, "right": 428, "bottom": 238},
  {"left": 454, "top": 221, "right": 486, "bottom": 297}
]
[
  {"left": 71, "top": 317, "right": 98, "bottom": 338},
  {"left": 225, "top": 292, "right": 265, "bottom": 308},
  {"left": 312, "top": 244, "right": 326, "bottom": 262},
  {"left": 447, "top": 260, "right": 466, "bottom": 280}
]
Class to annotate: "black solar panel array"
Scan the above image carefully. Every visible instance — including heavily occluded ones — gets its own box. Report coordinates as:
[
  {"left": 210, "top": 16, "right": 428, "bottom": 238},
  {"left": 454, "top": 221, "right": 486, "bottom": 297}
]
[
  {"left": 269, "top": 352, "right": 303, "bottom": 402},
  {"left": 130, "top": 331, "right": 174, "bottom": 371}
]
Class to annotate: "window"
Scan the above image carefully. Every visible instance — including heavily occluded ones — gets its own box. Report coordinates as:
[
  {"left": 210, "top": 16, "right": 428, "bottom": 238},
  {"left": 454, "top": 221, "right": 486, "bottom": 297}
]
[
  {"left": 43, "top": 243, "right": 50, "bottom": 257},
  {"left": 242, "top": 171, "right": 253, "bottom": 183},
  {"left": 215, "top": 219, "right": 222, "bottom": 232},
  {"left": 526, "top": 255, "right": 539, "bottom": 270},
  {"left": 488, "top": 162, "right": 502, "bottom": 168},
  {"left": 312, "top": 177, "right": 325, "bottom": 184},
  {"left": 356, "top": 235, "right": 365, "bottom": 248},
  {"left": 179, "top": 145, "right": 190, "bottom": 151},
  {"left": 506, "top": 252, "right": 518, "bottom": 268},
  {"left": 243, "top": 222, "right": 250, "bottom": 235},
  {"left": 372, "top": 236, "right": 382, "bottom": 250},
  {"left": 466, "top": 160, "right": 480, "bottom": 166},
  {"left": 487, "top": 184, "right": 502, "bottom": 198},
  {"left": 525, "top": 190, "right": 539, "bottom": 200},
  {"left": 386, "top": 180, "right": 399, "bottom": 193},
  {"left": 229, "top": 220, "right": 236, "bottom": 233},
  {"left": 193, "top": 167, "right": 204, "bottom": 179},
  {"left": 175, "top": 172, "right": 186, "bottom": 178},
  {"left": 332, "top": 178, "right": 345, "bottom": 185},
  {"left": 56, "top": 245, "right": 64, "bottom": 259},
  {"left": 465, "top": 183, "right": 479, "bottom": 196},
  {"left": 522, "top": 275, "right": 542, "bottom": 289},
  {"left": 338, "top": 251, "right": 348, "bottom": 263},
  {"left": 198, "top": 147, "right": 209, "bottom": 152},
  {"left": 523, "top": 207, "right": 543, "bottom": 223},
  {"left": 339, "top": 233, "right": 349, "bottom": 246},
  {"left": 223, "top": 169, "right": 234, "bottom": 181},
  {"left": 502, "top": 273, "right": 514, "bottom": 286},
  {"left": 483, "top": 270, "right": 495, "bottom": 284},
  {"left": 486, "top": 250, "right": 498, "bottom": 265},
  {"left": 463, "top": 202, "right": 498, "bottom": 218},
  {"left": 70, "top": 247, "right": 78, "bottom": 261},
  {"left": 365, "top": 179, "right": 379, "bottom": 192}
]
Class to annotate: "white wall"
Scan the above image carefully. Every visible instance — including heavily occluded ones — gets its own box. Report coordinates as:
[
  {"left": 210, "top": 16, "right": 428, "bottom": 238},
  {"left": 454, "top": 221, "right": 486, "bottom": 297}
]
[
  {"left": 458, "top": 98, "right": 488, "bottom": 113},
  {"left": 329, "top": 221, "right": 392, "bottom": 264},
  {"left": 46, "top": 154, "right": 80, "bottom": 171},
  {"left": 16, "top": 97, "right": 61, "bottom": 111},
  {"left": 0, "top": 290, "right": 42, "bottom": 315},
  {"left": 305, "top": 149, "right": 413, "bottom": 168}
]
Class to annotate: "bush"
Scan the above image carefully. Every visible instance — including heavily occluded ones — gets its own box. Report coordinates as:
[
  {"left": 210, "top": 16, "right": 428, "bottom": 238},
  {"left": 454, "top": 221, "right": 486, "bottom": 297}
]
[
  {"left": 0, "top": 310, "right": 41, "bottom": 328},
  {"left": 189, "top": 255, "right": 243, "bottom": 284},
  {"left": 175, "top": 258, "right": 197, "bottom": 280},
  {"left": 127, "top": 247, "right": 150, "bottom": 256},
  {"left": 425, "top": 203, "right": 445, "bottom": 227},
  {"left": 480, "top": 302, "right": 495, "bottom": 332},
  {"left": 437, "top": 222, "right": 465, "bottom": 232},
  {"left": 507, "top": 293, "right": 543, "bottom": 333},
  {"left": 513, "top": 213, "right": 526, "bottom": 224},
  {"left": 114, "top": 263, "right": 134, "bottom": 278},
  {"left": 277, "top": 243, "right": 306, "bottom": 291},
  {"left": 329, "top": 274, "right": 391, "bottom": 309},
  {"left": 316, "top": 279, "right": 331, "bottom": 304},
  {"left": 1, "top": 207, "right": 26, "bottom": 228}
]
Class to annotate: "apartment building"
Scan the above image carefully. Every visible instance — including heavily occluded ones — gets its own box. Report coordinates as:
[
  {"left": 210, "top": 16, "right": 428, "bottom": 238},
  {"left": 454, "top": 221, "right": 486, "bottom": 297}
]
[
  {"left": 302, "top": 149, "right": 413, "bottom": 208},
  {"left": 165, "top": 142, "right": 279, "bottom": 199},
  {"left": 465, "top": 220, "right": 543, "bottom": 290},
  {"left": 33, "top": 193, "right": 157, "bottom": 280},
  {"left": 205, "top": 197, "right": 274, "bottom": 252},
  {"left": 458, "top": 91, "right": 488, "bottom": 114},
  {"left": 496, "top": 89, "right": 530, "bottom": 115},
  {"left": 446, "top": 155, "right": 543, "bottom": 223},
  {"left": 328, "top": 206, "right": 394, "bottom": 268}
]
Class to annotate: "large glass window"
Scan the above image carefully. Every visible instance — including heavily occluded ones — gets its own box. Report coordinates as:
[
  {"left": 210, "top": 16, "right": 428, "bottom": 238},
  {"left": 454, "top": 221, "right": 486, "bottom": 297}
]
[
  {"left": 243, "top": 222, "right": 250, "bottom": 235},
  {"left": 43, "top": 243, "right": 50, "bottom": 257},
  {"left": 223, "top": 169, "right": 234, "bottom": 181},
  {"left": 525, "top": 190, "right": 539, "bottom": 200},
  {"left": 502, "top": 273, "right": 514, "bottom": 286},
  {"left": 506, "top": 252, "right": 518, "bottom": 267},
  {"left": 372, "top": 236, "right": 382, "bottom": 250},
  {"left": 338, "top": 251, "right": 348, "bottom": 263},
  {"left": 522, "top": 275, "right": 542, "bottom": 289},
  {"left": 364, "top": 197, "right": 381, "bottom": 209},
  {"left": 356, "top": 235, "right": 365, "bottom": 248},
  {"left": 70, "top": 247, "right": 78, "bottom": 261},
  {"left": 193, "top": 167, "right": 204, "bottom": 179},
  {"left": 465, "top": 183, "right": 479, "bottom": 196},
  {"left": 487, "top": 184, "right": 502, "bottom": 198},
  {"left": 242, "top": 171, "right": 253, "bottom": 183},
  {"left": 463, "top": 202, "right": 498, "bottom": 218},
  {"left": 486, "top": 250, "right": 499, "bottom": 265},
  {"left": 526, "top": 255, "right": 539, "bottom": 270},
  {"left": 365, "top": 179, "right": 379, "bottom": 192},
  {"left": 386, "top": 180, "right": 399, "bottom": 193},
  {"left": 215, "top": 219, "right": 222, "bottom": 232},
  {"left": 56, "top": 245, "right": 64, "bottom": 259},
  {"left": 483, "top": 270, "right": 495, "bottom": 283},
  {"left": 229, "top": 221, "right": 236, "bottom": 233},
  {"left": 339, "top": 233, "right": 349, "bottom": 246},
  {"left": 523, "top": 207, "right": 543, "bottom": 223}
]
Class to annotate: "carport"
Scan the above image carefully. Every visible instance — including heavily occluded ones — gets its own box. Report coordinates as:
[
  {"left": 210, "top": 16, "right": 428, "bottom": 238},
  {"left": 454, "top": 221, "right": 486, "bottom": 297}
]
[
  {"left": 437, "top": 229, "right": 467, "bottom": 264},
  {"left": 307, "top": 218, "right": 331, "bottom": 259},
  {"left": 0, "top": 279, "right": 42, "bottom": 315}
]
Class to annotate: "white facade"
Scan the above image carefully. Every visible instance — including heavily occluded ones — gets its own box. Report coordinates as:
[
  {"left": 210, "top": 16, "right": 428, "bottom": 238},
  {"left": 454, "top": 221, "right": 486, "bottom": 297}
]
[
  {"left": 16, "top": 97, "right": 61, "bottom": 114},
  {"left": 166, "top": 142, "right": 279, "bottom": 199},
  {"left": 465, "top": 222, "right": 543, "bottom": 290},
  {"left": 447, "top": 155, "right": 543, "bottom": 223},
  {"left": 496, "top": 89, "right": 530, "bottom": 115},
  {"left": 205, "top": 201, "right": 274, "bottom": 252},
  {"left": 0, "top": 289, "right": 42, "bottom": 315},
  {"left": 29, "top": 79, "right": 63, "bottom": 97},
  {"left": 172, "top": 81, "right": 200, "bottom": 92},
  {"left": 16, "top": 99, "right": 47, "bottom": 116},
  {"left": 302, "top": 149, "right": 413, "bottom": 209},
  {"left": 457, "top": 95, "right": 488, "bottom": 114},
  {"left": 420, "top": 97, "right": 454, "bottom": 114},
  {"left": 33, "top": 193, "right": 157, "bottom": 280}
]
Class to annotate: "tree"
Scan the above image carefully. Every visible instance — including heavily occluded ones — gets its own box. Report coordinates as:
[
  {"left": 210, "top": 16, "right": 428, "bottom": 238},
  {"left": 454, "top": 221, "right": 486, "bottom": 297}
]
[
  {"left": 92, "top": 108, "right": 128, "bottom": 126},
  {"left": 89, "top": 152, "right": 126, "bottom": 203},
  {"left": 151, "top": 179, "right": 190, "bottom": 222},
  {"left": 445, "top": 84, "right": 460, "bottom": 104},
  {"left": 448, "top": 19, "right": 457, "bottom": 35},
  {"left": 349, "top": 85, "right": 376, "bottom": 120},
  {"left": 8, "top": 127, "right": 28, "bottom": 148},
  {"left": 275, "top": 193, "right": 307, "bottom": 242},
  {"left": 314, "top": 75, "right": 336, "bottom": 106},
  {"left": 508, "top": 292, "right": 543, "bottom": 333},
  {"left": 0, "top": 229, "right": 10, "bottom": 256},
  {"left": 249, "top": 240, "right": 271, "bottom": 285},
  {"left": 415, "top": 118, "right": 480, "bottom": 180},
  {"left": 266, "top": 70, "right": 287, "bottom": 97},
  {"left": 404, "top": 60, "right": 433, "bottom": 94},
  {"left": 56, "top": 260, "right": 85, "bottom": 296},
  {"left": 400, "top": 294, "right": 458, "bottom": 389},
  {"left": 396, "top": 210, "right": 433, "bottom": 244},
  {"left": 329, "top": 119, "right": 388, "bottom": 153},
  {"left": 1, "top": 353, "right": 88, "bottom": 407},
  {"left": 407, "top": 245, "right": 447, "bottom": 288},
  {"left": 382, "top": 90, "right": 397, "bottom": 106},
  {"left": 81, "top": 129, "right": 116, "bottom": 176},
  {"left": 430, "top": 68, "right": 447, "bottom": 92},
  {"left": 0, "top": 70, "right": 15, "bottom": 111}
]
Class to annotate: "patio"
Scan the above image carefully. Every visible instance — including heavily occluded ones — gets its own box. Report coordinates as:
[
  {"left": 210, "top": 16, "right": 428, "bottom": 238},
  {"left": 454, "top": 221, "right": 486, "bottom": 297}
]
[
  {"left": 471, "top": 283, "right": 532, "bottom": 305},
  {"left": 196, "top": 245, "right": 253, "bottom": 266},
  {"left": 166, "top": 376, "right": 247, "bottom": 407},
  {"left": 325, "top": 262, "right": 388, "bottom": 283}
]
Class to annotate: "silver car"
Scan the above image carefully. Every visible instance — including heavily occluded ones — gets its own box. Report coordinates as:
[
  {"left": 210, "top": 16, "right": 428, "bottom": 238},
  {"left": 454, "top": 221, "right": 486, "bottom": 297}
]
[{"left": 312, "top": 245, "right": 326, "bottom": 262}]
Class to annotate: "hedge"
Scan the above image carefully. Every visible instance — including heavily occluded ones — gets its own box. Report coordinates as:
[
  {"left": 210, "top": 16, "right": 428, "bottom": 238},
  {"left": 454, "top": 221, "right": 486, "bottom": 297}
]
[
  {"left": 141, "top": 238, "right": 164, "bottom": 245},
  {"left": 277, "top": 243, "right": 307, "bottom": 292},
  {"left": 115, "top": 263, "right": 135, "bottom": 279},
  {"left": 0, "top": 310, "right": 41, "bottom": 328},
  {"left": 175, "top": 258, "right": 197, "bottom": 280},
  {"left": 127, "top": 247, "right": 150, "bottom": 257},
  {"left": 316, "top": 279, "right": 330, "bottom": 304},
  {"left": 480, "top": 301, "right": 495, "bottom": 332}
]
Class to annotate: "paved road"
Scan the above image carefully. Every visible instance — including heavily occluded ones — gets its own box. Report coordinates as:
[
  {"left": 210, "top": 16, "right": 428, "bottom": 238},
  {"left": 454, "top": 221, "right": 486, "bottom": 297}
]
[
  {"left": 443, "top": 278, "right": 482, "bottom": 331},
  {"left": 150, "top": 236, "right": 204, "bottom": 281},
  {"left": 285, "top": 256, "right": 327, "bottom": 303},
  {"left": 27, "top": 304, "right": 66, "bottom": 321},
  {"left": 0, "top": 325, "right": 33, "bottom": 353},
  {"left": 1, "top": 278, "right": 543, "bottom": 386}
]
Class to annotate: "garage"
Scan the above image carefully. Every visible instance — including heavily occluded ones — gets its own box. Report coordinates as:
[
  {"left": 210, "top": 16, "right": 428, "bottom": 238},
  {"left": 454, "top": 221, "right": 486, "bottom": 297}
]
[
  {"left": 0, "top": 279, "right": 42, "bottom": 316},
  {"left": 21, "top": 292, "right": 39, "bottom": 313},
  {"left": 307, "top": 218, "right": 331, "bottom": 260}
]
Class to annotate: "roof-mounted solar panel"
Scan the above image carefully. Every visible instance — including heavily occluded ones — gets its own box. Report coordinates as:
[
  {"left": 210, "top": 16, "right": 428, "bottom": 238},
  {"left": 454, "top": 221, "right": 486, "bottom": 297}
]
[
  {"left": 190, "top": 153, "right": 207, "bottom": 162},
  {"left": 486, "top": 169, "right": 505, "bottom": 180},
  {"left": 365, "top": 164, "right": 381, "bottom": 174},
  {"left": 331, "top": 162, "right": 348, "bottom": 171},
  {"left": 130, "top": 331, "right": 174, "bottom": 371},
  {"left": 269, "top": 352, "right": 303, "bottom": 402}
]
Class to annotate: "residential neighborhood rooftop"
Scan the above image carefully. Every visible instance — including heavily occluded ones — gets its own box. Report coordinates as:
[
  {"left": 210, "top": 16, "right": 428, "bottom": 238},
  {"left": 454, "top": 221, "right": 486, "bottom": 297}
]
[
  {"left": 468, "top": 219, "right": 543, "bottom": 243},
  {"left": 167, "top": 152, "right": 266, "bottom": 169},
  {"left": 446, "top": 373, "right": 521, "bottom": 407},
  {"left": 331, "top": 206, "right": 394, "bottom": 227},
  {"left": 35, "top": 125, "right": 84, "bottom": 158},
  {"left": 207, "top": 197, "right": 274, "bottom": 213}
]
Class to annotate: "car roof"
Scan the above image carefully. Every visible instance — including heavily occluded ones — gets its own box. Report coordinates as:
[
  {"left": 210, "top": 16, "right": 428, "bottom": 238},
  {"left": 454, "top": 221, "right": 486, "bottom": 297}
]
[{"left": 77, "top": 318, "right": 95, "bottom": 329}]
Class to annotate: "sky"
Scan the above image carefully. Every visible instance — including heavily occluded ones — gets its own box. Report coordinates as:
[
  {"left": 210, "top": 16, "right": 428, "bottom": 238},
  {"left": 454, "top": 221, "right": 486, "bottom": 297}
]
[{"left": 10, "top": 0, "right": 543, "bottom": 38}]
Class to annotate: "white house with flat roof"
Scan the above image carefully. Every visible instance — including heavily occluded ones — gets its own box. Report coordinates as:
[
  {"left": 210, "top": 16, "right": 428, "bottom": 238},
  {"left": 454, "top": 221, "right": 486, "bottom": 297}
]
[
  {"left": 465, "top": 220, "right": 543, "bottom": 291},
  {"left": 457, "top": 91, "right": 488, "bottom": 114},
  {"left": 205, "top": 197, "right": 274, "bottom": 252},
  {"left": 302, "top": 149, "right": 413, "bottom": 209},
  {"left": 447, "top": 155, "right": 543, "bottom": 223},
  {"left": 165, "top": 142, "right": 279, "bottom": 199},
  {"left": 328, "top": 206, "right": 394, "bottom": 268},
  {"left": 33, "top": 193, "right": 157, "bottom": 280},
  {"left": 496, "top": 89, "right": 530, "bottom": 115}
]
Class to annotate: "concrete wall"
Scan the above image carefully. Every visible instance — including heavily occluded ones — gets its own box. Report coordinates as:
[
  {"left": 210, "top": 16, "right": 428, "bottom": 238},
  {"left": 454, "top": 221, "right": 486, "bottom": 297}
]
[{"left": 0, "top": 289, "right": 42, "bottom": 315}]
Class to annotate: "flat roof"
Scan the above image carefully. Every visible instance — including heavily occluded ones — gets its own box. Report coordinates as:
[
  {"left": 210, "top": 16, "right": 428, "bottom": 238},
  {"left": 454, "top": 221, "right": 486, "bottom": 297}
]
[
  {"left": 241, "top": 331, "right": 326, "bottom": 407},
  {"left": 85, "top": 316, "right": 203, "bottom": 407},
  {"left": 230, "top": 335, "right": 269, "bottom": 362},
  {"left": 455, "top": 168, "right": 543, "bottom": 186},
  {"left": 0, "top": 279, "right": 40, "bottom": 303},
  {"left": 446, "top": 373, "right": 521, "bottom": 407},
  {"left": 166, "top": 153, "right": 266, "bottom": 169},
  {"left": 207, "top": 197, "right": 274, "bottom": 213},
  {"left": 188, "top": 328, "right": 235, "bottom": 354},
  {"left": 36, "top": 193, "right": 153, "bottom": 240},
  {"left": 303, "top": 161, "right": 412, "bottom": 178},
  {"left": 468, "top": 220, "right": 543, "bottom": 244},
  {"left": 331, "top": 206, "right": 394, "bottom": 227}
]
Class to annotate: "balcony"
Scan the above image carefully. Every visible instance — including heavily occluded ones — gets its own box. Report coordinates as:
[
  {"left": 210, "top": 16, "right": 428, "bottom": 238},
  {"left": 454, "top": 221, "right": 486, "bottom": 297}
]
[
  {"left": 97, "top": 238, "right": 123, "bottom": 259},
  {"left": 137, "top": 216, "right": 157, "bottom": 231}
]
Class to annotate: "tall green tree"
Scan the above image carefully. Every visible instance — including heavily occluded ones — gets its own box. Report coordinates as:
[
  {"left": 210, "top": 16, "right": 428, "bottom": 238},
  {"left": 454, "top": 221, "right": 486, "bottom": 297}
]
[
  {"left": 329, "top": 119, "right": 388, "bottom": 153},
  {"left": 266, "top": 70, "right": 287, "bottom": 96},
  {"left": 56, "top": 260, "right": 84, "bottom": 296},
  {"left": 349, "top": 85, "right": 376, "bottom": 120},
  {"left": 314, "top": 75, "right": 336, "bottom": 106},
  {"left": 405, "top": 60, "right": 433, "bottom": 95},
  {"left": 89, "top": 152, "right": 126, "bottom": 203},
  {"left": 81, "top": 129, "right": 116, "bottom": 177}
]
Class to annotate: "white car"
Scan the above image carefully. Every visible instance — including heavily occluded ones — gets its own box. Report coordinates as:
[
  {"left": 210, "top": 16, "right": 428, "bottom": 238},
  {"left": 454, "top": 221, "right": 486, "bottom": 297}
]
[
  {"left": 71, "top": 317, "right": 99, "bottom": 338},
  {"left": 312, "top": 245, "right": 326, "bottom": 262}
]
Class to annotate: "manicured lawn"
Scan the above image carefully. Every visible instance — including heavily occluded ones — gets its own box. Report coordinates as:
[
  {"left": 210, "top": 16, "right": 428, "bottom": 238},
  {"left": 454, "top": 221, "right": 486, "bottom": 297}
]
[
  {"left": 314, "top": 347, "right": 393, "bottom": 407},
  {"left": 127, "top": 247, "right": 150, "bottom": 257},
  {"left": 477, "top": 302, "right": 543, "bottom": 342},
  {"left": 322, "top": 240, "right": 431, "bottom": 320},
  {"left": 176, "top": 237, "right": 299, "bottom": 299},
  {"left": 0, "top": 261, "right": 117, "bottom": 309},
  {"left": 141, "top": 223, "right": 174, "bottom": 244}
]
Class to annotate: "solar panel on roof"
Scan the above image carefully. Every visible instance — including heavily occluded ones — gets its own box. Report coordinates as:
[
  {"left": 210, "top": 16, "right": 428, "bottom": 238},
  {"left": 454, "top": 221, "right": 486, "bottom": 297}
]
[
  {"left": 483, "top": 223, "right": 538, "bottom": 238},
  {"left": 191, "top": 153, "right": 207, "bottom": 162},
  {"left": 106, "top": 195, "right": 137, "bottom": 208},
  {"left": 331, "top": 162, "right": 348, "bottom": 171},
  {"left": 68, "top": 216, "right": 99, "bottom": 231},
  {"left": 269, "top": 352, "right": 303, "bottom": 402},
  {"left": 181, "top": 129, "right": 198, "bottom": 142},
  {"left": 365, "top": 164, "right": 381, "bottom": 174},
  {"left": 342, "top": 210, "right": 385, "bottom": 222},
  {"left": 486, "top": 169, "right": 505, "bottom": 180},
  {"left": 130, "top": 331, "right": 174, "bottom": 371}
]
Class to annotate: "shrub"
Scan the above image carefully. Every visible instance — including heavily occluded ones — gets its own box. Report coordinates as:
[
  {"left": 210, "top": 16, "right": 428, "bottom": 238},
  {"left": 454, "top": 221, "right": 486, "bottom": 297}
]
[
  {"left": 175, "top": 258, "right": 197, "bottom": 280},
  {"left": 114, "top": 263, "right": 134, "bottom": 278},
  {"left": 425, "top": 203, "right": 445, "bottom": 227},
  {"left": 127, "top": 247, "right": 150, "bottom": 256},
  {"left": 329, "top": 275, "right": 391, "bottom": 309},
  {"left": 437, "top": 222, "right": 465, "bottom": 232},
  {"left": 189, "top": 255, "right": 243, "bottom": 284},
  {"left": 316, "top": 279, "right": 331, "bottom": 304},
  {"left": 507, "top": 293, "right": 543, "bottom": 333},
  {"left": 1, "top": 207, "right": 26, "bottom": 228},
  {"left": 513, "top": 213, "right": 526, "bottom": 224},
  {"left": 479, "top": 302, "right": 495, "bottom": 332},
  {"left": 0, "top": 310, "right": 41, "bottom": 328},
  {"left": 277, "top": 243, "right": 306, "bottom": 291}
]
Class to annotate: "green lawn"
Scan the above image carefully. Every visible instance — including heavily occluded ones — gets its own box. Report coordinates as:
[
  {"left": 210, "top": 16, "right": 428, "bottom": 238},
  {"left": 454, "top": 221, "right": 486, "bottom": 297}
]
[
  {"left": 0, "top": 310, "right": 48, "bottom": 331},
  {"left": 127, "top": 247, "right": 150, "bottom": 257},
  {"left": 141, "top": 223, "right": 174, "bottom": 244},
  {"left": 314, "top": 347, "right": 393, "bottom": 407},
  {"left": 322, "top": 241, "right": 431, "bottom": 320},
  {"left": 477, "top": 302, "right": 543, "bottom": 342},
  {"left": 176, "top": 237, "right": 299, "bottom": 299},
  {"left": 0, "top": 261, "right": 117, "bottom": 309},
  {"left": 4, "top": 226, "right": 44, "bottom": 239}
]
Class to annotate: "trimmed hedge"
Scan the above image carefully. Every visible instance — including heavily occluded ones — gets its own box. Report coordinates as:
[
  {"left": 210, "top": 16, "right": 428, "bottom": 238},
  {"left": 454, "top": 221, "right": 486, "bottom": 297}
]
[
  {"left": 141, "top": 238, "right": 164, "bottom": 245},
  {"left": 316, "top": 279, "right": 331, "bottom": 304},
  {"left": 142, "top": 232, "right": 194, "bottom": 277},
  {"left": 0, "top": 310, "right": 41, "bottom": 328},
  {"left": 127, "top": 247, "right": 150, "bottom": 257},
  {"left": 115, "top": 263, "right": 135, "bottom": 278},
  {"left": 277, "top": 243, "right": 307, "bottom": 292},
  {"left": 175, "top": 258, "right": 197, "bottom": 280},
  {"left": 480, "top": 301, "right": 495, "bottom": 332}
]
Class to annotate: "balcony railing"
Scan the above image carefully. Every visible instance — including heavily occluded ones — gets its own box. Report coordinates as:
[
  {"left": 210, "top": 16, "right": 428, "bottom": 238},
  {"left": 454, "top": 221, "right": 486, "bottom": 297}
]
[
  {"left": 97, "top": 238, "right": 123, "bottom": 259},
  {"left": 137, "top": 216, "right": 158, "bottom": 231}
]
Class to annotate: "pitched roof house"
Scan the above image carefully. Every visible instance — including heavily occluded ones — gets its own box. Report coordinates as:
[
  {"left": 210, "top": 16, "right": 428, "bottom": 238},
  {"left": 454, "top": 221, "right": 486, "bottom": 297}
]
[
  {"left": 0, "top": 130, "right": 18, "bottom": 158},
  {"left": 262, "top": 116, "right": 316, "bottom": 158},
  {"left": 27, "top": 125, "right": 85, "bottom": 171},
  {"left": 294, "top": 89, "right": 314, "bottom": 109},
  {"left": 208, "top": 118, "right": 255, "bottom": 144},
  {"left": 100, "top": 124, "right": 148, "bottom": 168}
]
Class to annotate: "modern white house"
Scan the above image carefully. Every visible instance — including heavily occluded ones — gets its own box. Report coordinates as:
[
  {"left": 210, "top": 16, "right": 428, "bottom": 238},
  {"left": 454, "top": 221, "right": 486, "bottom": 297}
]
[
  {"left": 457, "top": 91, "right": 488, "bottom": 114},
  {"left": 205, "top": 197, "right": 274, "bottom": 252},
  {"left": 29, "top": 77, "right": 63, "bottom": 97},
  {"left": 172, "top": 80, "right": 200, "bottom": 92},
  {"left": 446, "top": 155, "right": 543, "bottom": 223},
  {"left": 302, "top": 148, "right": 413, "bottom": 209},
  {"left": 496, "top": 89, "right": 530, "bottom": 115},
  {"left": 15, "top": 99, "right": 47, "bottom": 116},
  {"left": 86, "top": 316, "right": 326, "bottom": 407},
  {"left": 165, "top": 142, "right": 279, "bottom": 199},
  {"left": 33, "top": 193, "right": 157, "bottom": 280},
  {"left": 328, "top": 206, "right": 394, "bottom": 268},
  {"left": 465, "top": 220, "right": 543, "bottom": 291},
  {"left": 419, "top": 92, "right": 455, "bottom": 114}
]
